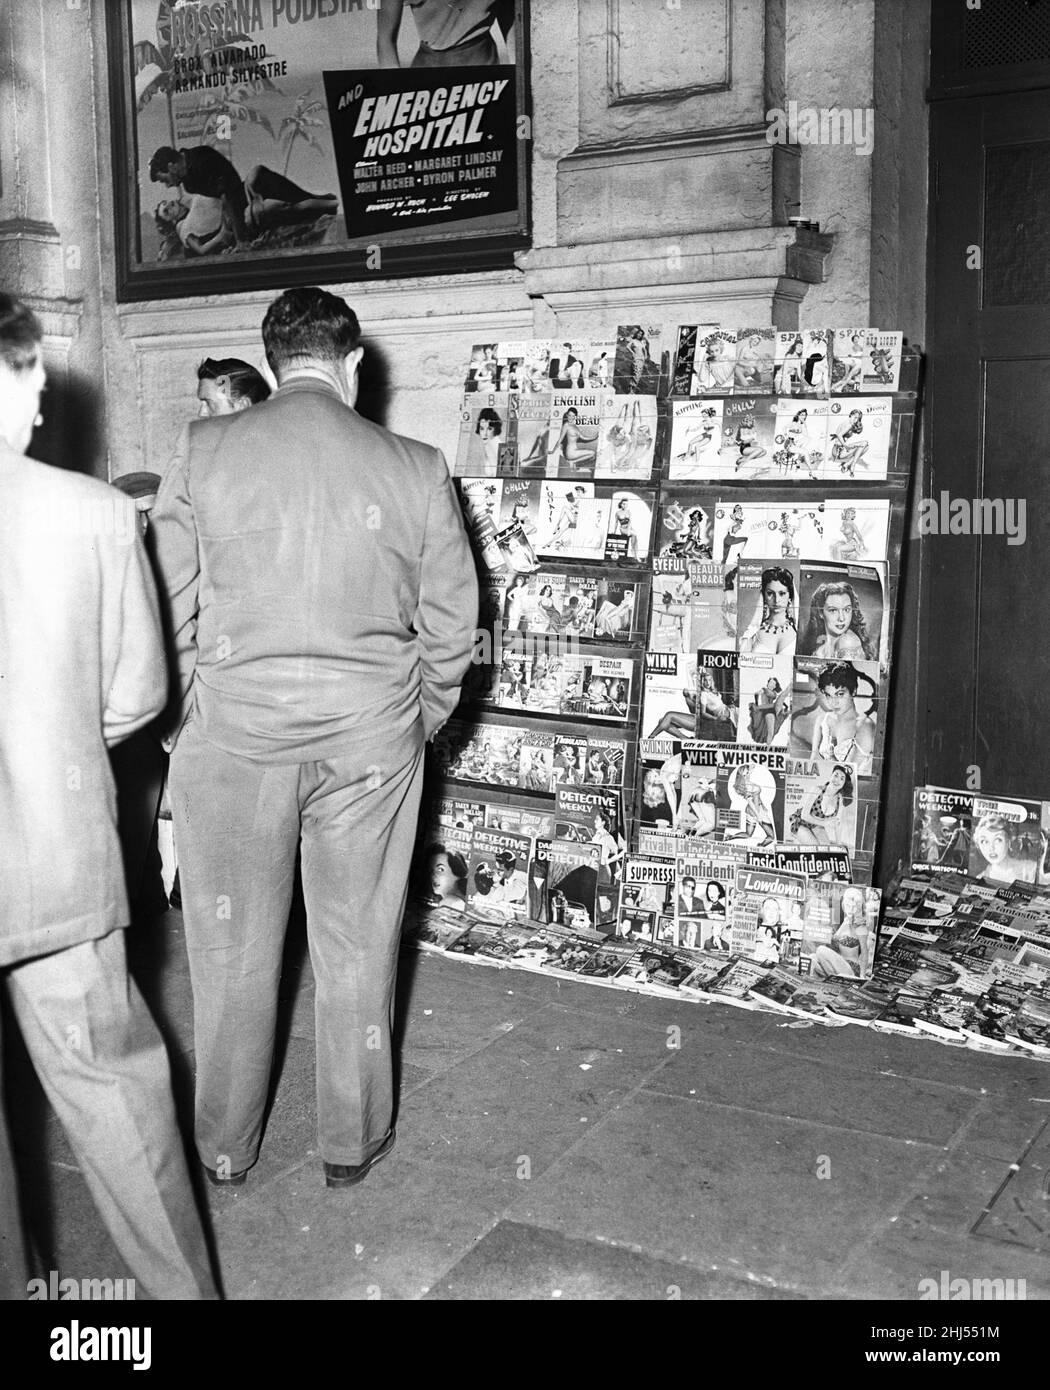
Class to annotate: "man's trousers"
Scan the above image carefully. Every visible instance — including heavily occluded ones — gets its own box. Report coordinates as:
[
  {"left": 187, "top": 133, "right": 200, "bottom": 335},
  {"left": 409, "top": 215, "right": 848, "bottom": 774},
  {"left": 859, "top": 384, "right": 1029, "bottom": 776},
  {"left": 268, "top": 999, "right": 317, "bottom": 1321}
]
[
  {"left": 169, "top": 722, "right": 425, "bottom": 1174},
  {"left": 0, "top": 930, "right": 217, "bottom": 1299}
]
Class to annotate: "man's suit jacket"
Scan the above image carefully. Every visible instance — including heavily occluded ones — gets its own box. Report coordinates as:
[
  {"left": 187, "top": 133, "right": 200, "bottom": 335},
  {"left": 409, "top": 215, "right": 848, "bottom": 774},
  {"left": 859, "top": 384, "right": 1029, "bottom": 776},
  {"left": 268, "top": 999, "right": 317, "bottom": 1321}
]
[
  {"left": 0, "top": 447, "right": 167, "bottom": 965},
  {"left": 149, "top": 377, "right": 478, "bottom": 763}
]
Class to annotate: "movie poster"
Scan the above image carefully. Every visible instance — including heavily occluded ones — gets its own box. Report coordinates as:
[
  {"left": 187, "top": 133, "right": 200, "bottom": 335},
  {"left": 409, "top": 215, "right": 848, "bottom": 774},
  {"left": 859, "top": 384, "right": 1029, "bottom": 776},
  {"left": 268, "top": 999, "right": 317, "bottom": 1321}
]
[{"left": 112, "top": 0, "right": 529, "bottom": 297}]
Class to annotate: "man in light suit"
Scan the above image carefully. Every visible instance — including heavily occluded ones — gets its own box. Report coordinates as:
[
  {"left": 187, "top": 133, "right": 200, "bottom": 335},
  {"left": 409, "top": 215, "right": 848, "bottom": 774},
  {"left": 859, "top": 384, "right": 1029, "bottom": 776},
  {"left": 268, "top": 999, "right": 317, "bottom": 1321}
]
[
  {"left": 0, "top": 294, "right": 216, "bottom": 1299},
  {"left": 150, "top": 286, "right": 478, "bottom": 1189}
]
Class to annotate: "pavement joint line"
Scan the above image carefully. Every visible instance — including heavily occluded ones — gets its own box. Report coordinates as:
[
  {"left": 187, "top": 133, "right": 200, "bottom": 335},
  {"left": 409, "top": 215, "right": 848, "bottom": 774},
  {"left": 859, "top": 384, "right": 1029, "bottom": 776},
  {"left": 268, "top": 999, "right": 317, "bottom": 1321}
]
[
  {"left": 969, "top": 1113, "right": 1050, "bottom": 1239},
  {"left": 634, "top": 1084, "right": 957, "bottom": 1148}
]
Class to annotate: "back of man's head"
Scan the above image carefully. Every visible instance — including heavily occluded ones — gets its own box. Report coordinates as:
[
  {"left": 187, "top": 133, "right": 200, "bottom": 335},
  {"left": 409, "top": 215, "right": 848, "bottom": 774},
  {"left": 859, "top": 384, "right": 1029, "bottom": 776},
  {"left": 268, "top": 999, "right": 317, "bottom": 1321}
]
[
  {"left": 262, "top": 287, "right": 360, "bottom": 377},
  {"left": 197, "top": 357, "right": 272, "bottom": 407},
  {"left": 0, "top": 294, "right": 43, "bottom": 374}
]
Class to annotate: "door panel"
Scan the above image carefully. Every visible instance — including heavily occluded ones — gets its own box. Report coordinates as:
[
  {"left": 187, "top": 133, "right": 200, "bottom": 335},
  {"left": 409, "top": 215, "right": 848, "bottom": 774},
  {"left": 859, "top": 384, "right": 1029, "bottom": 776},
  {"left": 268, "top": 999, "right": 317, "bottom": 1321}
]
[{"left": 926, "top": 88, "right": 1050, "bottom": 798}]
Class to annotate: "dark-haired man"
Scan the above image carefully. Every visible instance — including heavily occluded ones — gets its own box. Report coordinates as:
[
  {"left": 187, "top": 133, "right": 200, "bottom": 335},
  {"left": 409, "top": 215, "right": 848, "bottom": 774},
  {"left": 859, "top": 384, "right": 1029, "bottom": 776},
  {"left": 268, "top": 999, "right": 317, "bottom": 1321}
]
[
  {"left": 196, "top": 357, "right": 272, "bottom": 417},
  {"left": 0, "top": 295, "right": 216, "bottom": 1299},
  {"left": 150, "top": 144, "right": 249, "bottom": 244},
  {"left": 150, "top": 286, "right": 477, "bottom": 1190}
]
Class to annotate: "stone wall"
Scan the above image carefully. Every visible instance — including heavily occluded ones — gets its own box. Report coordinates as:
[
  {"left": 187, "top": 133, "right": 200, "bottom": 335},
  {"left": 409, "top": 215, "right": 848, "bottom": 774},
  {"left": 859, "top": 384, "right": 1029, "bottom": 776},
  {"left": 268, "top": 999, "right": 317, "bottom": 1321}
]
[{"left": 3, "top": 0, "right": 905, "bottom": 482}]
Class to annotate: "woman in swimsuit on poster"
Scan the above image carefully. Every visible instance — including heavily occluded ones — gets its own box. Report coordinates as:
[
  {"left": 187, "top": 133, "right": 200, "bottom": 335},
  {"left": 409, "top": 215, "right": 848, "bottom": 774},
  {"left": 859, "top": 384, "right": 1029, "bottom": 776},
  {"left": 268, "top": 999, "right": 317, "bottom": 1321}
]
[
  {"left": 750, "top": 677, "right": 791, "bottom": 744},
  {"left": 721, "top": 502, "right": 749, "bottom": 564},
  {"left": 696, "top": 666, "right": 738, "bottom": 742},
  {"left": 728, "top": 765, "right": 776, "bottom": 846},
  {"left": 799, "top": 581, "right": 877, "bottom": 661},
  {"left": 774, "top": 334, "right": 804, "bottom": 394},
  {"left": 790, "top": 764, "right": 854, "bottom": 845},
  {"left": 548, "top": 486, "right": 587, "bottom": 549},
  {"left": 811, "top": 662, "right": 876, "bottom": 774},
  {"left": 612, "top": 496, "right": 639, "bottom": 558},
  {"left": 732, "top": 413, "right": 768, "bottom": 472},
  {"left": 831, "top": 507, "right": 866, "bottom": 562},
  {"left": 830, "top": 409, "right": 869, "bottom": 476},
  {"left": 812, "top": 886, "right": 872, "bottom": 978}
]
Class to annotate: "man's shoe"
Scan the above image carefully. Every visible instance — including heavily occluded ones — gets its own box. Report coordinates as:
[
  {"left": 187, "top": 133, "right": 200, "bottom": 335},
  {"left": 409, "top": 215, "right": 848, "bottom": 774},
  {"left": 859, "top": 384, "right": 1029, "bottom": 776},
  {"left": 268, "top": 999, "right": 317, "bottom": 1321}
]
[
  {"left": 202, "top": 1162, "right": 248, "bottom": 1187},
  {"left": 324, "top": 1130, "right": 396, "bottom": 1189}
]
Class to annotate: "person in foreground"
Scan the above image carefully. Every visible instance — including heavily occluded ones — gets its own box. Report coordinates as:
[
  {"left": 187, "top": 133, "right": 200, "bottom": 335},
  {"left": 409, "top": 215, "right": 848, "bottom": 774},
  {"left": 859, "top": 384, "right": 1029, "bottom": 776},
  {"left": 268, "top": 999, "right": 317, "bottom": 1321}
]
[
  {"left": 150, "top": 286, "right": 478, "bottom": 1190},
  {"left": 0, "top": 294, "right": 216, "bottom": 1299}
]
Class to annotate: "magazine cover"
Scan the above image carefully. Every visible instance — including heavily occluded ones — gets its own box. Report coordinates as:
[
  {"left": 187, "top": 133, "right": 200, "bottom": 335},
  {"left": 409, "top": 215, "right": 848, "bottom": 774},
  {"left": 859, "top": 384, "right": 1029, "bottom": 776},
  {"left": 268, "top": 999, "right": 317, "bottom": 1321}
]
[
  {"left": 667, "top": 400, "right": 724, "bottom": 480},
  {"left": 720, "top": 748, "right": 787, "bottom": 848},
  {"left": 649, "top": 561, "right": 691, "bottom": 654},
  {"left": 511, "top": 390, "right": 557, "bottom": 476},
  {"left": 733, "top": 328, "right": 776, "bottom": 394},
  {"left": 455, "top": 478, "right": 505, "bottom": 570},
  {"left": 546, "top": 390, "right": 603, "bottom": 479},
  {"left": 526, "top": 836, "right": 552, "bottom": 923},
  {"left": 749, "top": 968, "right": 859, "bottom": 1020},
  {"left": 829, "top": 328, "right": 870, "bottom": 394},
  {"left": 705, "top": 956, "right": 774, "bottom": 1006},
  {"left": 606, "top": 490, "right": 654, "bottom": 563},
  {"left": 799, "top": 881, "right": 882, "bottom": 980},
  {"left": 771, "top": 399, "right": 829, "bottom": 479},
  {"left": 796, "top": 560, "right": 887, "bottom": 666},
  {"left": 655, "top": 491, "right": 716, "bottom": 562},
  {"left": 424, "top": 795, "right": 487, "bottom": 832},
  {"left": 455, "top": 392, "right": 512, "bottom": 477},
  {"left": 736, "top": 653, "right": 794, "bottom": 747},
  {"left": 772, "top": 331, "right": 807, "bottom": 396},
  {"left": 412, "top": 823, "right": 473, "bottom": 914},
  {"left": 747, "top": 844, "right": 853, "bottom": 882},
  {"left": 731, "top": 865, "right": 809, "bottom": 965},
  {"left": 910, "top": 785, "right": 1046, "bottom": 884},
  {"left": 544, "top": 342, "right": 594, "bottom": 391},
  {"left": 636, "top": 737, "right": 683, "bottom": 855},
  {"left": 669, "top": 323, "right": 718, "bottom": 396},
  {"left": 497, "top": 478, "right": 543, "bottom": 541},
  {"left": 593, "top": 578, "right": 639, "bottom": 642},
  {"left": 693, "top": 328, "right": 738, "bottom": 395},
  {"left": 612, "top": 324, "right": 663, "bottom": 395},
  {"left": 584, "top": 339, "right": 618, "bottom": 389},
  {"left": 562, "top": 654, "right": 634, "bottom": 723},
  {"left": 554, "top": 785, "right": 626, "bottom": 905},
  {"left": 785, "top": 758, "right": 860, "bottom": 852},
  {"left": 712, "top": 500, "right": 801, "bottom": 566},
  {"left": 401, "top": 902, "right": 474, "bottom": 955},
  {"left": 689, "top": 561, "right": 735, "bottom": 651},
  {"left": 434, "top": 721, "right": 525, "bottom": 789},
  {"left": 736, "top": 558, "right": 800, "bottom": 659},
  {"left": 595, "top": 395, "right": 659, "bottom": 480},
  {"left": 677, "top": 740, "right": 723, "bottom": 840},
  {"left": 616, "top": 855, "right": 676, "bottom": 943},
  {"left": 717, "top": 397, "right": 780, "bottom": 480},
  {"left": 642, "top": 651, "right": 698, "bottom": 743},
  {"left": 549, "top": 734, "right": 589, "bottom": 789},
  {"left": 535, "top": 482, "right": 611, "bottom": 560},
  {"left": 546, "top": 838, "right": 603, "bottom": 931},
  {"left": 787, "top": 656, "right": 880, "bottom": 777},
  {"left": 798, "top": 328, "right": 832, "bottom": 397},
  {"left": 614, "top": 943, "right": 700, "bottom": 994},
  {"left": 484, "top": 804, "right": 556, "bottom": 840},
  {"left": 695, "top": 649, "right": 739, "bottom": 744},
  {"left": 819, "top": 499, "right": 891, "bottom": 565},
  {"left": 862, "top": 330, "right": 903, "bottom": 392},
  {"left": 467, "top": 827, "right": 532, "bottom": 922},
  {"left": 517, "top": 728, "right": 557, "bottom": 792},
  {"left": 576, "top": 940, "right": 645, "bottom": 985},
  {"left": 583, "top": 734, "right": 627, "bottom": 788},
  {"left": 826, "top": 398, "right": 893, "bottom": 479},
  {"left": 674, "top": 855, "right": 738, "bottom": 950}
]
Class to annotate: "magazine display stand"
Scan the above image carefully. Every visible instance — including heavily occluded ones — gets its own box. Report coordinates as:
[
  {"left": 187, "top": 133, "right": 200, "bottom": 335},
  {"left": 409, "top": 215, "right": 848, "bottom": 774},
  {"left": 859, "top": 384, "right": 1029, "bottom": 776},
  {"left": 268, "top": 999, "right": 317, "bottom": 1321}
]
[{"left": 414, "top": 330, "right": 922, "bottom": 960}]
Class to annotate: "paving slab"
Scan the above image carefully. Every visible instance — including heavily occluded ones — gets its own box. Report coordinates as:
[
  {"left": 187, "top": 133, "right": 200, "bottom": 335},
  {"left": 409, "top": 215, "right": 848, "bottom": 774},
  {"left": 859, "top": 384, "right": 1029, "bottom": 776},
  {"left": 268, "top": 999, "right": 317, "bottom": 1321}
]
[
  {"left": 504, "top": 1089, "right": 933, "bottom": 1291},
  {"left": 212, "top": 1156, "right": 514, "bottom": 1300},
  {"left": 648, "top": 1041, "right": 978, "bottom": 1146},
  {"left": 424, "top": 1219, "right": 811, "bottom": 1301}
]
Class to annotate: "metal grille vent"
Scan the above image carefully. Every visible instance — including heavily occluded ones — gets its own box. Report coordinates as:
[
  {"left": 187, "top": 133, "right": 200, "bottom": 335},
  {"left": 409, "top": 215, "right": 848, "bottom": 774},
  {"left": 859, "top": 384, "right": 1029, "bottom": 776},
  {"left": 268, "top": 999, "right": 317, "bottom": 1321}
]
[{"left": 963, "top": 0, "right": 1050, "bottom": 69}]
